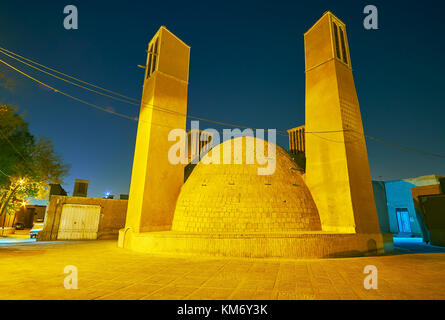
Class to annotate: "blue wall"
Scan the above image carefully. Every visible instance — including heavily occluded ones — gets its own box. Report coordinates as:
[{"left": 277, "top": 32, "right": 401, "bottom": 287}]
[{"left": 384, "top": 180, "right": 422, "bottom": 237}]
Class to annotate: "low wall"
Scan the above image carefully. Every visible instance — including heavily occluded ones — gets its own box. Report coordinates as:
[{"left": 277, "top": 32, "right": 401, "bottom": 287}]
[
  {"left": 119, "top": 229, "right": 393, "bottom": 259},
  {"left": 372, "top": 181, "right": 391, "bottom": 234},
  {"left": 0, "top": 227, "right": 15, "bottom": 235},
  {"left": 38, "top": 196, "right": 128, "bottom": 241},
  {"left": 420, "top": 195, "right": 445, "bottom": 247}
]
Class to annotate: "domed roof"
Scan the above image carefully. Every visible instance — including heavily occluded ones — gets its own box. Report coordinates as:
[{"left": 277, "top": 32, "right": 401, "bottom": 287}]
[{"left": 172, "top": 136, "right": 321, "bottom": 233}]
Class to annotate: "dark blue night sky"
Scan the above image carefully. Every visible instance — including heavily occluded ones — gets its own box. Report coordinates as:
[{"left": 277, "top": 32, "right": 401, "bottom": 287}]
[{"left": 0, "top": 0, "right": 444, "bottom": 199}]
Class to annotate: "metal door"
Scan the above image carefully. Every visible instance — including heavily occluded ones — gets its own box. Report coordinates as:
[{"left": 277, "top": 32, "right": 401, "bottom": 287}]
[
  {"left": 57, "top": 204, "right": 101, "bottom": 240},
  {"left": 396, "top": 208, "right": 412, "bottom": 233}
]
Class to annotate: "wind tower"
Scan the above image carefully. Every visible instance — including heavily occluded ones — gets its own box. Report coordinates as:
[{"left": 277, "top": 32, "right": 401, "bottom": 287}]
[
  {"left": 304, "top": 12, "right": 381, "bottom": 234},
  {"left": 119, "top": 26, "right": 190, "bottom": 246}
]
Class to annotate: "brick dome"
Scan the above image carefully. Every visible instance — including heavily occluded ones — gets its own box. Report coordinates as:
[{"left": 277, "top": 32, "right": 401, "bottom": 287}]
[{"left": 172, "top": 136, "right": 321, "bottom": 233}]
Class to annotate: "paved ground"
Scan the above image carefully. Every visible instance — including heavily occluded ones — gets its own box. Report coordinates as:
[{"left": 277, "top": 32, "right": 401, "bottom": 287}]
[
  {"left": 393, "top": 237, "right": 445, "bottom": 253},
  {"left": 1, "top": 239, "right": 445, "bottom": 300}
]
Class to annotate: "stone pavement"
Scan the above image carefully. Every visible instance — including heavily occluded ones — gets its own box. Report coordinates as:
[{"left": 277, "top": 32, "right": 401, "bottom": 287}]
[{"left": 0, "top": 240, "right": 445, "bottom": 300}]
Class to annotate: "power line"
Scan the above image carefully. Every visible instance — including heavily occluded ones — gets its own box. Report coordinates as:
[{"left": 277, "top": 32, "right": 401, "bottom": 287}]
[
  {"left": 0, "top": 47, "right": 443, "bottom": 160},
  {"left": 365, "top": 135, "right": 445, "bottom": 159},
  {"left": 0, "top": 46, "right": 292, "bottom": 135},
  {"left": 0, "top": 46, "right": 139, "bottom": 102},
  {"left": 309, "top": 127, "right": 445, "bottom": 159},
  {"left": 305, "top": 129, "right": 352, "bottom": 134},
  {"left": 310, "top": 131, "right": 363, "bottom": 144},
  {"left": 0, "top": 58, "right": 138, "bottom": 121},
  {"left": 0, "top": 129, "right": 27, "bottom": 161},
  {"left": 185, "top": 115, "right": 289, "bottom": 136},
  {"left": 0, "top": 48, "right": 139, "bottom": 107},
  {"left": 0, "top": 46, "right": 339, "bottom": 137},
  {"left": 0, "top": 55, "right": 289, "bottom": 136},
  {"left": 0, "top": 48, "right": 288, "bottom": 135}
]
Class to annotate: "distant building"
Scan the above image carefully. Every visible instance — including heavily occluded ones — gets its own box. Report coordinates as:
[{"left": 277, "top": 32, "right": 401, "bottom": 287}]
[
  {"left": 382, "top": 175, "right": 444, "bottom": 240},
  {"left": 1, "top": 203, "right": 47, "bottom": 230},
  {"left": 73, "top": 179, "right": 89, "bottom": 197},
  {"left": 39, "top": 177, "right": 129, "bottom": 241},
  {"left": 38, "top": 196, "right": 128, "bottom": 241},
  {"left": 15, "top": 204, "right": 47, "bottom": 227},
  {"left": 287, "top": 125, "right": 305, "bottom": 155},
  {"left": 119, "top": 15, "right": 390, "bottom": 259},
  {"left": 417, "top": 194, "right": 445, "bottom": 246},
  {"left": 187, "top": 129, "right": 213, "bottom": 163},
  {"left": 411, "top": 178, "right": 445, "bottom": 246},
  {"left": 49, "top": 184, "right": 67, "bottom": 196}
]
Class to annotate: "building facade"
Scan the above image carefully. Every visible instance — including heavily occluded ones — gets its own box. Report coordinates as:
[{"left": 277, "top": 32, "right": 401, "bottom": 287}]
[
  {"left": 383, "top": 175, "right": 444, "bottom": 239},
  {"left": 287, "top": 125, "right": 305, "bottom": 154},
  {"left": 118, "top": 13, "right": 392, "bottom": 259},
  {"left": 187, "top": 129, "right": 213, "bottom": 163},
  {"left": 417, "top": 193, "right": 445, "bottom": 246},
  {"left": 38, "top": 196, "right": 128, "bottom": 241},
  {"left": 72, "top": 179, "right": 89, "bottom": 197}
]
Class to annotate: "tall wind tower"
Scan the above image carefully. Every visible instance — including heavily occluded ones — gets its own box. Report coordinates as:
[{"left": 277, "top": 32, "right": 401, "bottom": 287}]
[
  {"left": 304, "top": 12, "right": 381, "bottom": 234},
  {"left": 120, "top": 26, "right": 190, "bottom": 245}
]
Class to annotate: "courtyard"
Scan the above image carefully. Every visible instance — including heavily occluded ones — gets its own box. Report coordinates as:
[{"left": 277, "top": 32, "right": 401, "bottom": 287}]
[{"left": 1, "top": 239, "right": 444, "bottom": 300}]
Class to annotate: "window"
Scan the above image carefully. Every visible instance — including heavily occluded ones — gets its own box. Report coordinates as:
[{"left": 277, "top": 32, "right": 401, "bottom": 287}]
[
  {"left": 332, "top": 22, "right": 341, "bottom": 59},
  {"left": 77, "top": 183, "right": 86, "bottom": 195},
  {"left": 146, "top": 37, "right": 159, "bottom": 79},
  {"left": 339, "top": 27, "right": 348, "bottom": 64},
  {"left": 332, "top": 21, "right": 349, "bottom": 66},
  {"left": 146, "top": 44, "right": 153, "bottom": 79},
  {"left": 302, "top": 128, "right": 306, "bottom": 152},
  {"left": 152, "top": 38, "right": 159, "bottom": 74}
]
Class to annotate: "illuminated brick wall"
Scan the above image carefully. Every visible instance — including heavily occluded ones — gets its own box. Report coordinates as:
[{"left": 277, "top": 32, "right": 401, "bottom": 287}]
[{"left": 172, "top": 137, "right": 321, "bottom": 233}]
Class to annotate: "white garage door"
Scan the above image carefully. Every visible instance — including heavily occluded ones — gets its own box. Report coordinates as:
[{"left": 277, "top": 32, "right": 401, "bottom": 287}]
[{"left": 57, "top": 204, "right": 101, "bottom": 240}]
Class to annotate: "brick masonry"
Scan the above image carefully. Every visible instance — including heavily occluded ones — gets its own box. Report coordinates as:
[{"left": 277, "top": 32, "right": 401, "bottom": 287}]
[
  {"left": 38, "top": 196, "right": 128, "bottom": 241},
  {"left": 172, "top": 138, "right": 322, "bottom": 234}
]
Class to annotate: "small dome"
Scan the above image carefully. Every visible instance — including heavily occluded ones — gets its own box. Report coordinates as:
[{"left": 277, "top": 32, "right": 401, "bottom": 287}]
[{"left": 172, "top": 136, "right": 321, "bottom": 233}]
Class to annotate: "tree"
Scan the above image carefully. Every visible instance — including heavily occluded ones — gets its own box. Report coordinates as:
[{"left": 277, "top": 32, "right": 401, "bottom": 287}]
[
  {"left": 0, "top": 104, "right": 70, "bottom": 221},
  {"left": 0, "top": 73, "right": 14, "bottom": 91}
]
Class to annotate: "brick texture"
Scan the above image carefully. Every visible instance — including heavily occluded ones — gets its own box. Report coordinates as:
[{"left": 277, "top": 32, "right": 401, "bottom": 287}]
[{"left": 172, "top": 137, "right": 321, "bottom": 233}]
